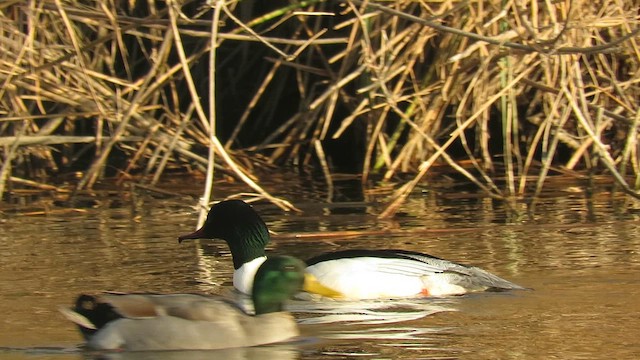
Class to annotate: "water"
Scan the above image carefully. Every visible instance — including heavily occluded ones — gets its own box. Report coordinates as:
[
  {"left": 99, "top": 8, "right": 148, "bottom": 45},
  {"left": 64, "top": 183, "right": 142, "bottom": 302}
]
[{"left": 1, "top": 183, "right": 640, "bottom": 359}]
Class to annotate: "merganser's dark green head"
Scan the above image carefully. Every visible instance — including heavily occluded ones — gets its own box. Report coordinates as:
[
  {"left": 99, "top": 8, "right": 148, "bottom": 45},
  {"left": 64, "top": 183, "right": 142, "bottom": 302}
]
[{"left": 178, "top": 200, "right": 270, "bottom": 269}]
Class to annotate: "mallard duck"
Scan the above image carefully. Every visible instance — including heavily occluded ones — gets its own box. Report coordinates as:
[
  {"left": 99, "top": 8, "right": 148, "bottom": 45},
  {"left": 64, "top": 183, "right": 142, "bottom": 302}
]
[
  {"left": 60, "top": 256, "right": 305, "bottom": 351},
  {"left": 178, "top": 200, "right": 525, "bottom": 300}
]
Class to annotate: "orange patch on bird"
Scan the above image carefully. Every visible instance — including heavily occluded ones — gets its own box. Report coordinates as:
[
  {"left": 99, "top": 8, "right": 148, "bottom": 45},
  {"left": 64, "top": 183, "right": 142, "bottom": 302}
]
[{"left": 421, "top": 288, "right": 430, "bottom": 296}]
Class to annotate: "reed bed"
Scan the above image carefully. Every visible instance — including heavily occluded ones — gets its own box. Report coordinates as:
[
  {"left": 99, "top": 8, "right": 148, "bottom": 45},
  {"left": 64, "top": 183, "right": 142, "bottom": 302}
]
[{"left": 0, "top": 0, "right": 638, "bottom": 217}]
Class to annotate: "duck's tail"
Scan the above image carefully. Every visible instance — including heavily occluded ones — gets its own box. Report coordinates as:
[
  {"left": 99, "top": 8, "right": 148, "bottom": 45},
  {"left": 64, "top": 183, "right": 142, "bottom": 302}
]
[
  {"left": 466, "top": 266, "right": 528, "bottom": 292},
  {"left": 59, "top": 294, "right": 121, "bottom": 340}
]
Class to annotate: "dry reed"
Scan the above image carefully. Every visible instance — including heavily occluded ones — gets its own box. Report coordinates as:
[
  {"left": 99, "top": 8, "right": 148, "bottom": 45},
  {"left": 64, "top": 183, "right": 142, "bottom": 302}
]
[{"left": 0, "top": 0, "right": 638, "bottom": 217}]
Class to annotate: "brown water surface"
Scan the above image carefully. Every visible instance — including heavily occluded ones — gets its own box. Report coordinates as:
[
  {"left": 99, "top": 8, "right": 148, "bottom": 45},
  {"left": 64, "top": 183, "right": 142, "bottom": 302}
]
[{"left": 1, "top": 184, "right": 639, "bottom": 359}]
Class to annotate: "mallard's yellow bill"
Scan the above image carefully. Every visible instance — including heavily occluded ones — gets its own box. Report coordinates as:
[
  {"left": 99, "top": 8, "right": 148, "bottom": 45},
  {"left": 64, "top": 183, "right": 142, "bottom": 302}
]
[{"left": 303, "top": 273, "right": 343, "bottom": 299}]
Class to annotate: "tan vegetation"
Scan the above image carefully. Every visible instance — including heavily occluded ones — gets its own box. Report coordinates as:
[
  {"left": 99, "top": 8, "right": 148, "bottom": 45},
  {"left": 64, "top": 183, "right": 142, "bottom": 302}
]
[{"left": 0, "top": 0, "right": 638, "bottom": 217}]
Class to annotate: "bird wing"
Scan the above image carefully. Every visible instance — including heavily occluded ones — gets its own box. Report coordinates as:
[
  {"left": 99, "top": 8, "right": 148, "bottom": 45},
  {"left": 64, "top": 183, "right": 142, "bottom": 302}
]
[
  {"left": 99, "top": 293, "right": 243, "bottom": 322},
  {"left": 307, "top": 249, "right": 456, "bottom": 277}
]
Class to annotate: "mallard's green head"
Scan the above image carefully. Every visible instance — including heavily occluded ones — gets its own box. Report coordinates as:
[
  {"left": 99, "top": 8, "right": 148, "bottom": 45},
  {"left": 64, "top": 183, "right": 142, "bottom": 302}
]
[
  {"left": 178, "top": 200, "right": 270, "bottom": 269},
  {"left": 252, "top": 256, "right": 305, "bottom": 315}
]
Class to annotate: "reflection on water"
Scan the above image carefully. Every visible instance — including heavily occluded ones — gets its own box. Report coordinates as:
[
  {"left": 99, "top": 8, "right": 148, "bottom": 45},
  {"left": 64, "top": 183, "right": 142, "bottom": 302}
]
[
  {"left": 88, "top": 344, "right": 300, "bottom": 360},
  {"left": 2, "top": 183, "right": 640, "bottom": 359},
  {"left": 293, "top": 299, "right": 452, "bottom": 326},
  {"left": 0, "top": 344, "right": 300, "bottom": 360}
]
